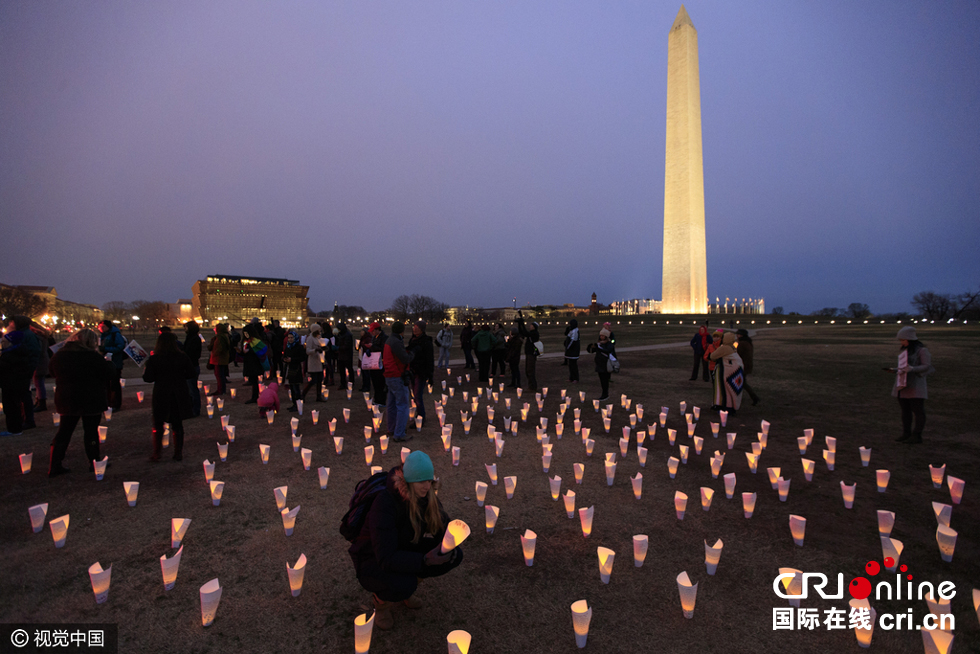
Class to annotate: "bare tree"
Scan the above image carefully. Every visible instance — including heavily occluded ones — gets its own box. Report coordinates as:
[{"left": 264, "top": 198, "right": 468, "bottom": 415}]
[
  {"left": 813, "top": 307, "right": 842, "bottom": 318},
  {"left": 389, "top": 294, "right": 448, "bottom": 323},
  {"left": 911, "top": 291, "right": 951, "bottom": 320},
  {"left": 951, "top": 288, "right": 980, "bottom": 319},
  {"left": 0, "top": 286, "right": 48, "bottom": 319},
  {"left": 847, "top": 303, "right": 872, "bottom": 320},
  {"left": 102, "top": 301, "right": 131, "bottom": 323},
  {"left": 130, "top": 300, "right": 170, "bottom": 325}
]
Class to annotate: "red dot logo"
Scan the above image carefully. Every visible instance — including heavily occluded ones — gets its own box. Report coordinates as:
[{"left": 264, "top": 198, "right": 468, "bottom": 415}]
[
  {"left": 849, "top": 577, "right": 872, "bottom": 600},
  {"left": 865, "top": 561, "right": 880, "bottom": 576},
  {"left": 900, "top": 564, "right": 907, "bottom": 572},
  {"left": 884, "top": 557, "right": 894, "bottom": 568}
]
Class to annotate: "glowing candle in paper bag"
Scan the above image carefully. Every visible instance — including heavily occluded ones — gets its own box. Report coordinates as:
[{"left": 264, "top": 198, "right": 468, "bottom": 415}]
[
  {"left": 521, "top": 529, "right": 537, "bottom": 566},
  {"left": 679, "top": 445, "right": 689, "bottom": 464},
  {"left": 441, "top": 519, "right": 471, "bottom": 553},
  {"left": 859, "top": 446, "right": 871, "bottom": 467},
  {"left": 723, "top": 472, "right": 736, "bottom": 499},
  {"left": 571, "top": 599, "right": 592, "bottom": 649},
  {"left": 677, "top": 571, "right": 698, "bottom": 618},
  {"left": 841, "top": 482, "right": 857, "bottom": 508},
  {"left": 160, "top": 545, "right": 183, "bottom": 590},
  {"left": 921, "top": 629, "right": 955, "bottom": 654},
  {"left": 629, "top": 534, "right": 649, "bottom": 568},
  {"left": 281, "top": 505, "right": 300, "bottom": 536},
  {"left": 18, "top": 452, "right": 32, "bottom": 474},
  {"left": 636, "top": 430, "right": 646, "bottom": 446},
  {"left": 273, "top": 486, "right": 288, "bottom": 511},
  {"left": 137, "top": 391, "right": 144, "bottom": 403},
  {"left": 283, "top": 553, "right": 307, "bottom": 597},
  {"left": 542, "top": 452, "right": 552, "bottom": 473},
  {"left": 674, "top": 491, "right": 688, "bottom": 520},
  {"left": 745, "top": 452, "right": 758, "bottom": 473},
  {"left": 452, "top": 446, "right": 460, "bottom": 466},
  {"left": 504, "top": 476, "right": 517, "bottom": 499},
  {"left": 802, "top": 458, "right": 814, "bottom": 481},
  {"left": 789, "top": 515, "right": 806, "bottom": 546},
  {"left": 668, "top": 429, "right": 676, "bottom": 446},
  {"left": 549, "top": 475, "right": 562, "bottom": 500},
  {"left": 578, "top": 505, "right": 594, "bottom": 537},
  {"left": 573, "top": 462, "right": 585, "bottom": 484},
  {"left": 928, "top": 464, "right": 946, "bottom": 489},
  {"left": 757, "top": 432, "right": 767, "bottom": 451},
  {"left": 295, "top": 399, "right": 303, "bottom": 416},
  {"left": 200, "top": 578, "right": 222, "bottom": 627},
  {"left": 797, "top": 437, "right": 808, "bottom": 455},
  {"left": 88, "top": 562, "right": 112, "bottom": 604},
  {"left": 475, "top": 481, "right": 488, "bottom": 507},
  {"left": 485, "top": 505, "right": 499, "bottom": 534},
  {"left": 581, "top": 427, "right": 590, "bottom": 441},
  {"left": 29, "top": 503, "right": 48, "bottom": 533},
  {"left": 719, "top": 410, "right": 728, "bottom": 426},
  {"left": 618, "top": 437, "right": 630, "bottom": 457},
  {"left": 266, "top": 411, "right": 275, "bottom": 426},
  {"left": 604, "top": 460, "right": 616, "bottom": 487},
  {"left": 700, "top": 487, "right": 714, "bottom": 511},
  {"left": 751, "top": 442, "right": 762, "bottom": 456},
  {"left": 584, "top": 438, "right": 595, "bottom": 456},
  {"left": 823, "top": 449, "right": 835, "bottom": 471},
  {"left": 777, "top": 477, "right": 791, "bottom": 501},
  {"left": 936, "top": 525, "right": 957, "bottom": 562},
  {"left": 947, "top": 476, "right": 965, "bottom": 504},
  {"left": 171, "top": 518, "right": 190, "bottom": 548},
  {"left": 343, "top": 408, "right": 350, "bottom": 423},
  {"left": 123, "top": 481, "right": 139, "bottom": 506},
  {"left": 873, "top": 510, "right": 895, "bottom": 537},
  {"left": 495, "top": 438, "right": 505, "bottom": 458},
  {"left": 932, "top": 502, "right": 951, "bottom": 528},
  {"left": 209, "top": 481, "right": 224, "bottom": 506},
  {"left": 728, "top": 432, "right": 737, "bottom": 450},
  {"left": 364, "top": 445, "right": 374, "bottom": 466},
  {"left": 659, "top": 411, "right": 668, "bottom": 427},
  {"left": 767, "top": 467, "right": 781, "bottom": 490},
  {"left": 597, "top": 546, "right": 615, "bottom": 584},
  {"left": 98, "top": 426, "right": 108, "bottom": 443},
  {"left": 778, "top": 568, "right": 805, "bottom": 607},
  {"left": 742, "top": 492, "right": 756, "bottom": 518},
  {"left": 631, "top": 472, "right": 642, "bottom": 499},
  {"left": 328, "top": 418, "right": 337, "bottom": 437},
  {"left": 207, "top": 404, "right": 214, "bottom": 419},
  {"left": 447, "top": 630, "right": 471, "bottom": 654},
  {"left": 667, "top": 456, "right": 679, "bottom": 479},
  {"left": 825, "top": 435, "right": 836, "bottom": 453},
  {"left": 289, "top": 433, "right": 301, "bottom": 452},
  {"left": 50, "top": 514, "right": 69, "bottom": 548},
  {"left": 602, "top": 416, "right": 611, "bottom": 433},
  {"left": 881, "top": 536, "right": 903, "bottom": 571},
  {"left": 693, "top": 436, "right": 704, "bottom": 455},
  {"left": 463, "top": 418, "right": 472, "bottom": 434},
  {"left": 555, "top": 423, "right": 564, "bottom": 438},
  {"left": 216, "top": 397, "right": 224, "bottom": 411},
  {"left": 93, "top": 456, "right": 108, "bottom": 480},
  {"left": 704, "top": 538, "right": 724, "bottom": 575},
  {"left": 563, "top": 490, "right": 576, "bottom": 518},
  {"left": 924, "top": 593, "right": 952, "bottom": 632},
  {"left": 876, "top": 469, "right": 890, "bottom": 492},
  {"left": 104, "top": 407, "right": 112, "bottom": 421},
  {"left": 637, "top": 446, "right": 648, "bottom": 467},
  {"left": 485, "top": 463, "right": 498, "bottom": 485},
  {"left": 300, "top": 448, "right": 312, "bottom": 470},
  {"left": 629, "top": 414, "right": 636, "bottom": 427},
  {"left": 686, "top": 422, "right": 696, "bottom": 437},
  {"left": 52, "top": 412, "right": 60, "bottom": 426},
  {"left": 636, "top": 404, "right": 643, "bottom": 421},
  {"left": 710, "top": 456, "right": 722, "bottom": 478}
]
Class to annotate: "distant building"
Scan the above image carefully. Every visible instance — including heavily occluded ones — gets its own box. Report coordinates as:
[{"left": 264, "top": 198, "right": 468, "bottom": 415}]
[
  {"left": 0, "top": 284, "right": 103, "bottom": 328},
  {"left": 610, "top": 299, "right": 662, "bottom": 315},
  {"left": 192, "top": 275, "right": 309, "bottom": 327},
  {"left": 168, "top": 300, "right": 195, "bottom": 324}
]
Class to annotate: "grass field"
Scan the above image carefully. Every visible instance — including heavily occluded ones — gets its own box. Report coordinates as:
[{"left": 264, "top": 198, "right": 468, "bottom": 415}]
[{"left": 2, "top": 322, "right": 977, "bottom": 653}]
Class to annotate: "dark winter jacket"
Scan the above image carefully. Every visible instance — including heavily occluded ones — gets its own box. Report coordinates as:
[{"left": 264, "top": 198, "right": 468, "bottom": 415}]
[
  {"left": 516, "top": 316, "right": 540, "bottom": 357},
  {"left": 283, "top": 337, "right": 306, "bottom": 384},
  {"left": 99, "top": 325, "right": 127, "bottom": 370},
  {"left": 408, "top": 333, "right": 434, "bottom": 382},
  {"left": 182, "top": 325, "right": 203, "bottom": 365},
  {"left": 142, "top": 349, "right": 195, "bottom": 423},
  {"left": 349, "top": 467, "right": 452, "bottom": 578},
  {"left": 564, "top": 320, "right": 581, "bottom": 359},
  {"left": 736, "top": 334, "right": 754, "bottom": 375},
  {"left": 48, "top": 345, "right": 115, "bottom": 415},
  {"left": 470, "top": 328, "right": 495, "bottom": 354},
  {"left": 587, "top": 340, "right": 614, "bottom": 373},
  {"left": 0, "top": 328, "right": 41, "bottom": 386},
  {"left": 460, "top": 324, "right": 474, "bottom": 348},
  {"left": 336, "top": 325, "right": 355, "bottom": 362},
  {"left": 208, "top": 325, "right": 231, "bottom": 366},
  {"left": 505, "top": 334, "right": 523, "bottom": 362}
]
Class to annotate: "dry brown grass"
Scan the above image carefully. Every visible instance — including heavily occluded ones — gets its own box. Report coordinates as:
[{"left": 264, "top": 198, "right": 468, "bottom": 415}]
[{"left": 2, "top": 323, "right": 978, "bottom": 653}]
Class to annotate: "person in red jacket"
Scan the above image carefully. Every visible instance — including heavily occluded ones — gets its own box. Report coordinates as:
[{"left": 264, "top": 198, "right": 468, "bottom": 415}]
[{"left": 382, "top": 322, "right": 414, "bottom": 442}]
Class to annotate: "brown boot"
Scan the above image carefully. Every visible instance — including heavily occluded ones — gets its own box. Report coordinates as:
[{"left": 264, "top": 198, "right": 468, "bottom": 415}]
[{"left": 373, "top": 594, "right": 394, "bottom": 630}]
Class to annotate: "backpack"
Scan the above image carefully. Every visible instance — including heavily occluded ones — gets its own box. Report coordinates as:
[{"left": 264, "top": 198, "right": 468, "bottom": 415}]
[{"left": 339, "top": 470, "right": 389, "bottom": 541}]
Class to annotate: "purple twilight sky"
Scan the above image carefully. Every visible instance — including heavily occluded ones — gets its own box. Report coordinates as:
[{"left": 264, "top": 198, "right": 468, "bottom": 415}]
[{"left": 2, "top": 1, "right": 978, "bottom": 314}]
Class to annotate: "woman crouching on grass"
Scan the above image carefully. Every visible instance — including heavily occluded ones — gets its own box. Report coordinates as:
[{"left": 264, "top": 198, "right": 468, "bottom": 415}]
[{"left": 349, "top": 451, "right": 463, "bottom": 630}]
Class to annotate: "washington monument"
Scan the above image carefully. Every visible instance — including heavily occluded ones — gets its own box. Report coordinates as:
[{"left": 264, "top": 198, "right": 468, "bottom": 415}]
[{"left": 662, "top": 5, "right": 707, "bottom": 314}]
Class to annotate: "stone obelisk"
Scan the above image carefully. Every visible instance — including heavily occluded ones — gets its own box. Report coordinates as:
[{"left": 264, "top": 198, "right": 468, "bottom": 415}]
[{"left": 662, "top": 5, "right": 707, "bottom": 314}]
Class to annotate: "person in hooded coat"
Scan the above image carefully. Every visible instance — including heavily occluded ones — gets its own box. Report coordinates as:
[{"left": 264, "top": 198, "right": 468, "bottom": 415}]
[
  {"left": 182, "top": 320, "right": 203, "bottom": 417},
  {"left": 564, "top": 318, "right": 580, "bottom": 383},
  {"left": 515, "top": 310, "right": 541, "bottom": 391},
  {"left": 143, "top": 331, "right": 195, "bottom": 461}
]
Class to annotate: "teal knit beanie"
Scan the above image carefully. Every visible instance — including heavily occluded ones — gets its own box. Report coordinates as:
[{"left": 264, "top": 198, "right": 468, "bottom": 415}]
[{"left": 403, "top": 451, "right": 435, "bottom": 483}]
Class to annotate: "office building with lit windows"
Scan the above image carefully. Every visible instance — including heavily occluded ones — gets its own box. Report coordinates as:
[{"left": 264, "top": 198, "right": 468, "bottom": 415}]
[{"left": 191, "top": 276, "right": 310, "bottom": 327}]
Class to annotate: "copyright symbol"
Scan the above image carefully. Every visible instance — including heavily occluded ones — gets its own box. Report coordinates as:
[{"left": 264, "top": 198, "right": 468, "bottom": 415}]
[{"left": 10, "top": 629, "right": 29, "bottom": 648}]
